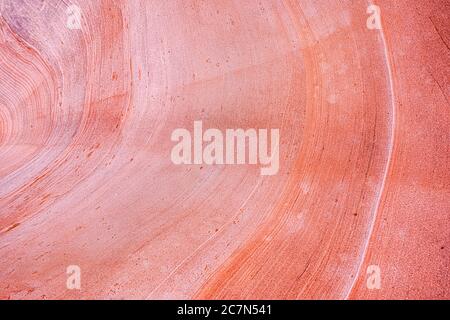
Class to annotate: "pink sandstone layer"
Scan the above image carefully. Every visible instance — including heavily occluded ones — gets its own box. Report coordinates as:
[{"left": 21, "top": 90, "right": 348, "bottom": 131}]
[{"left": 0, "top": 0, "right": 448, "bottom": 299}]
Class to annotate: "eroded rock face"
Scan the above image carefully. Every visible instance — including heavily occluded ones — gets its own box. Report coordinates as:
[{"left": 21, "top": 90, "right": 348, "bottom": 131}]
[{"left": 0, "top": 0, "right": 448, "bottom": 299}]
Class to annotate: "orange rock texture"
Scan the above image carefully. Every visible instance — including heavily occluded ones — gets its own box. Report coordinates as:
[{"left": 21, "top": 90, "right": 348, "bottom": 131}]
[{"left": 0, "top": 0, "right": 448, "bottom": 299}]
